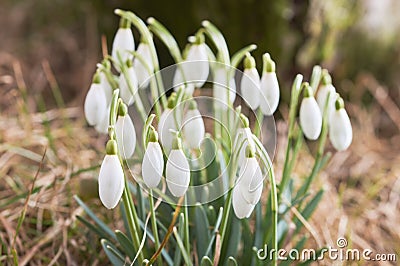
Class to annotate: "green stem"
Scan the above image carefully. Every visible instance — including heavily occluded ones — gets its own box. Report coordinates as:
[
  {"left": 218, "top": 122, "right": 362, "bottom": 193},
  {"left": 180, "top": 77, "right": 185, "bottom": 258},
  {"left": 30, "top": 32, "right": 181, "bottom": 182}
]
[
  {"left": 149, "top": 190, "right": 162, "bottom": 266},
  {"left": 184, "top": 197, "right": 190, "bottom": 256},
  {"left": 279, "top": 75, "right": 303, "bottom": 198},
  {"left": 253, "top": 108, "right": 264, "bottom": 138}
]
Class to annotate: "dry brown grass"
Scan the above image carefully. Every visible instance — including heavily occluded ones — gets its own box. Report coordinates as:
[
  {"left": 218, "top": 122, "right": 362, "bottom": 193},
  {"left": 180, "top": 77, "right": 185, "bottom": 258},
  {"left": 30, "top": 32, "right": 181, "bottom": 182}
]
[{"left": 0, "top": 57, "right": 399, "bottom": 265}]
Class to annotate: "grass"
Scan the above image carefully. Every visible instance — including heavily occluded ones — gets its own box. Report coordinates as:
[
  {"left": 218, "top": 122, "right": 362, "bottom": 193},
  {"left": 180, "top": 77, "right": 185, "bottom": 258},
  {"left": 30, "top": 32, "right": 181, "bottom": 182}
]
[{"left": 0, "top": 59, "right": 399, "bottom": 265}]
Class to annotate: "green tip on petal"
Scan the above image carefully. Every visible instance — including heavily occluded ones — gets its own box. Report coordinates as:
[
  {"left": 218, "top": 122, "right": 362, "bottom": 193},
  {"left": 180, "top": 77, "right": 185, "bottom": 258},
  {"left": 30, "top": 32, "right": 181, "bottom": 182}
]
[
  {"left": 126, "top": 59, "right": 133, "bottom": 68},
  {"left": 119, "top": 17, "right": 130, "bottom": 29},
  {"left": 239, "top": 114, "right": 250, "bottom": 128},
  {"left": 321, "top": 69, "right": 332, "bottom": 85},
  {"left": 303, "top": 83, "right": 313, "bottom": 98},
  {"left": 118, "top": 102, "right": 128, "bottom": 116},
  {"left": 92, "top": 72, "right": 101, "bottom": 84},
  {"left": 188, "top": 100, "right": 197, "bottom": 110},
  {"left": 172, "top": 133, "right": 182, "bottom": 150},
  {"left": 106, "top": 139, "right": 118, "bottom": 155},
  {"left": 335, "top": 97, "right": 344, "bottom": 110},
  {"left": 245, "top": 145, "right": 255, "bottom": 158},
  {"left": 148, "top": 126, "right": 159, "bottom": 143},
  {"left": 167, "top": 94, "right": 176, "bottom": 109},
  {"left": 244, "top": 53, "right": 256, "bottom": 69},
  {"left": 262, "top": 53, "right": 276, "bottom": 73}
]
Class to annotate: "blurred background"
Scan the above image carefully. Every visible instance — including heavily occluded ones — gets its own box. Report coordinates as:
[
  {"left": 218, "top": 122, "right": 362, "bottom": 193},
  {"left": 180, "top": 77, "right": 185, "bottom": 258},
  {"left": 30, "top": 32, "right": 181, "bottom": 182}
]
[{"left": 0, "top": 0, "right": 399, "bottom": 264}]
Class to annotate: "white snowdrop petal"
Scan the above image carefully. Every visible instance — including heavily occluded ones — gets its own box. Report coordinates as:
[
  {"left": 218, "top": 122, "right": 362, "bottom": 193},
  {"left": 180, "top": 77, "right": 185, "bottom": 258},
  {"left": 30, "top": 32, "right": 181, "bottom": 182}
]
[
  {"left": 112, "top": 28, "right": 135, "bottom": 70},
  {"left": 100, "top": 72, "right": 113, "bottom": 104},
  {"left": 241, "top": 68, "right": 261, "bottom": 110},
  {"left": 260, "top": 72, "right": 280, "bottom": 116},
  {"left": 183, "top": 109, "right": 205, "bottom": 149},
  {"left": 158, "top": 109, "right": 177, "bottom": 153},
  {"left": 142, "top": 142, "right": 164, "bottom": 188},
  {"left": 119, "top": 67, "right": 138, "bottom": 106},
  {"left": 329, "top": 109, "right": 353, "bottom": 151},
  {"left": 235, "top": 128, "right": 256, "bottom": 167},
  {"left": 95, "top": 105, "right": 110, "bottom": 134},
  {"left": 84, "top": 83, "right": 107, "bottom": 126},
  {"left": 232, "top": 185, "right": 255, "bottom": 219},
  {"left": 213, "top": 67, "right": 236, "bottom": 110},
  {"left": 316, "top": 84, "right": 336, "bottom": 114},
  {"left": 166, "top": 150, "right": 190, "bottom": 197},
  {"left": 115, "top": 115, "right": 136, "bottom": 159},
  {"left": 173, "top": 68, "right": 195, "bottom": 95},
  {"left": 183, "top": 44, "right": 209, "bottom": 88},
  {"left": 299, "top": 97, "right": 322, "bottom": 140},
  {"left": 98, "top": 155, "right": 125, "bottom": 209},
  {"left": 237, "top": 157, "right": 263, "bottom": 205},
  {"left": 133, "top": 43, "right": 153, "bottom": 88}
]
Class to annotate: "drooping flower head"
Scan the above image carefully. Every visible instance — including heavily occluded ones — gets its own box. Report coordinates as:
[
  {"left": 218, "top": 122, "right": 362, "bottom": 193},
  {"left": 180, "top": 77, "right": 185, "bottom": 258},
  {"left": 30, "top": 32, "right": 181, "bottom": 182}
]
[
  {"left": 241, "top": 53, "right": 261, "bottom": 110},
  {"left": 84, "top": 72, "right": 107, "bottom": 127},
  {"left": 299, "top": 83, "right": 322, "bottom": 140},
  {"left": 260, "top": 53, "right": 280, "bottom": 116},
  {"left": 112, "top": 18, "right": 135, "bottom": 72},
  {"left": 329, "top": 97, "right": 352, "bottom": 151},
  {"left": 115, "top": 103, "right": 136, "bottom": 159},
  {"left": 183, "top": 100, "right": 205, "bottom": 149},
  {"left": 142, "top": 126, "right": 164, "bottom": 188}
]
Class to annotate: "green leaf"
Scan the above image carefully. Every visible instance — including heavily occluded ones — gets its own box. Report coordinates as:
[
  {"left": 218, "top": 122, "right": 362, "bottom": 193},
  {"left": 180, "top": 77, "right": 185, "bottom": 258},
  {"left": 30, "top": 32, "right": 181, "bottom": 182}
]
[
  {"left": 101, "top": 239, "right": 126, "bottom": 266},
  {"left": 227, "top": 256, "right": 238, "bottom": 266},
  {"left": 279, "top": 236, "right": 307, "bottom": 266},
  {"left": 230, "top": 44, "right": 257, "bottom": 69},
  {"left": 76, "top": 215, "right": 110, "bottom": 241},
  {"left": 294, "top": 189, "right": 324, "bottom": 235},
  {"left": 147, "top": 17, "right": 183, "bottom": 63},
  {"left": 173, "top": 226, "right": 193, "bottom": 266},
  {"left": 115, "top": 230, "right": 136, "bottom": 260},
  {"left": 205, "top": 207, "right": 224, "bottom": 257},
  {"left": 220, "top": 215, "right": 241, "bottom": 263},
  {"left": 74, "top": 195, "right": 116, "bottom": 241},
  {"left": 200, "top": 256, "right": 213, "bottom": 266},
  {"left": 173, "top": 213, "right": 185, "bottom": 266},
  {"left": 195, "top": 203, "right": 211, "bottom": 258}
]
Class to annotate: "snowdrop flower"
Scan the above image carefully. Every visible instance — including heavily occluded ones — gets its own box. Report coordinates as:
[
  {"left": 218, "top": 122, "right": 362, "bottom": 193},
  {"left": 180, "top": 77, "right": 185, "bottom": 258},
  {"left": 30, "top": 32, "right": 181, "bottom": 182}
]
[
  {"left": 95, "top": 105, "right": 111, "bottom": 134},
  {"left": 240, "top": 54, "right": 261, "bottom": 110},
  {"left": 100, "top": 71, "right": 113, "bottom": 104},
  {"left": 234, "top": 115, "right": 255, "bottom": 167},
  {"left": 166, "top": 135, "right": 190, "bottom": 197},
  {"left": 329, "top": 97, "right": 352, "bottom": 151},
  {"left": 112, "top": 18, "right": 134, "bottom": 71},
  {"left": 316, "top": 71, "right": 336, "bottom": 118},
  {"left": 181, "top": 34, "right": 209, "bottom": 88},
  {"left": 183, "top": 100, "right": 205, "bottom": 149},
  {"left": 98, "top": 140, "right": 125, "bottom": 209},
  {"left": 259, "top": 53, "right": 280, "bottom": 116},
  {"left": 299, "top": 84, "right": 322, "bottom": 140},
  {"left": 173, "top": 68, "right": 195, "bottom": 96},
  {"left": 84, "top": 72, "right": 107, "bottom": 126},
  {"left": 213, "top": 65, "right": 236, "bottom": 110},
  {"left": 133, "top": 41, "right": 154, "bottom": 89},
  {"left": 142, "top": 127, "right": 164, "bottom": 188},
  {"left": 233, "top": 147, "right": 263, "bottom": 219},
  {"left": 158, "top": 95, "right": 178, "bottom": 153},
  {"left": 119, "top": 60, "right": 138, "bottom": 106},
  {"left": 115, "top": 103, "right": 136, "bottom": 159}
]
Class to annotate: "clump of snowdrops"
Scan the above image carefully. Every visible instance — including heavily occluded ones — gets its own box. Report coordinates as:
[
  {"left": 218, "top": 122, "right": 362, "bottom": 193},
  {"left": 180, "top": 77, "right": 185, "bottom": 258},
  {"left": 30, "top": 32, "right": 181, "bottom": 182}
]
[{"left": 78, "top": 9, "right": 352, "bottom": 266}]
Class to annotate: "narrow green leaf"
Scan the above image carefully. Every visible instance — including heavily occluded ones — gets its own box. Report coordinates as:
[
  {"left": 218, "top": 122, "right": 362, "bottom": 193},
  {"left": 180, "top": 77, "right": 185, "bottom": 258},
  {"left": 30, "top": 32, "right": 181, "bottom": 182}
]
[
  {"left": 76, "top": 215, "right": 110, "bottom": 240},
  {"left": 294, "top": 189, "right": 324, "bottom": 235},
  {"left": 147, "top": 17, "right": 182, "bottom": 63},
  {"left": 195, "top": 203, "right": 211, "bottom": 258},
  {"left": 101, "top": 239, "right": 126, "bottom": 266},
  {"left": 200, "top": 256, "right": 213, "bottom": 266},
  {"left": 205, "top": 207, "right": 223, "bottom": 257},
  {"left": 74, "top": 195, "right": 116, "bottom": 241},
  {"left": 173, "top": 227, "right": 193, "bottom": 266},
  {"left": 173, "top": 213, "right": 185, "bottom": 266},
  {"left": 115, "top": 230, "right": 136, "bottom": 260}
]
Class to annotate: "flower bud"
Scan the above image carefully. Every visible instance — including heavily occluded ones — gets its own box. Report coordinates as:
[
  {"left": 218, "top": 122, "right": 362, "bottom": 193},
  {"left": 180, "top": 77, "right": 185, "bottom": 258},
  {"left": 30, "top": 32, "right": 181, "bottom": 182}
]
[
  {"left": 329, "top": 98, "right": 352, "bottom": 151},
  {"left": 182, "top": 40, "right": 209, "bottom": 88},
  {"left": 259, "top": 53, "right": 280, "bottom": 116},
  {"left": 236, "top": 156, "right": 263, "bottom": 205},
  {"left": 213, "top": 66, "right": 236, "bottom": 110},
  {"left": 166, "top": 136, "right": 190, "bottom": 197},
  {"left": 112, "top": 19, "right": 134, "bottom": 71},
  {"left": 234, "top": 126, "right": 255, "bottom": 168},
  {"left": 119, "top": 62, "right": 138, "bottom": 106},
  {"left": 232, "top": 183, "right": 255, "bottom": 219},
  {"left": 316, "top": 72, "right": 336, "bottom": 118},
  {"left": 299, "top": 85, "right": 322, "bottom": 140},
  {"left": 95, "top": 105, "right": 111, "bottom": 134},
  {"left": 142, "top": 132, "right": 164, "bottom": 188},
  {"left": 133, "top": 42, "right": 154, "bottom": 89},
  {"left": 241, "top": 55, "right": 261, "bottom": 110},
  {"left": 84, "top": 74, "right": 107, "bottom": 126},
  {"left": 183, "top": 101, "right": 205, "bottom": 149},
  {"left": 115, "top": 106, "right": 136, "bottom": 159},
  {"left": 100, "top": 72, "right": 113, "bottom": 104},
  {"left": 158, "top": 103, "right": 178, "bottom": 154},
  {"left": 98, "top": 140, "right": 125, "bottom": 209}
]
